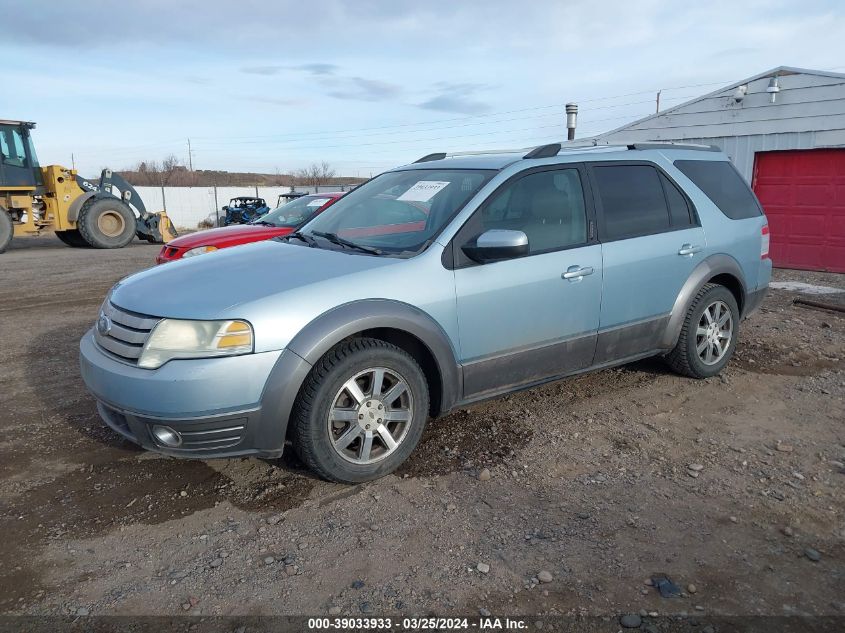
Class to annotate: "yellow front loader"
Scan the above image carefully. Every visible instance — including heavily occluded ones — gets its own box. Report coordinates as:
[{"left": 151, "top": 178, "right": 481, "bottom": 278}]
[{"left": 0, "top": 120, "right": 176, "bottom": 253}]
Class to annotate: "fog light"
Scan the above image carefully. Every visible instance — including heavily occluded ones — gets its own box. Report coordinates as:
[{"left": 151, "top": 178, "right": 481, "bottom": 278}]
[{"left": 151, "top": 425, "right": 182, "bottom": 447}]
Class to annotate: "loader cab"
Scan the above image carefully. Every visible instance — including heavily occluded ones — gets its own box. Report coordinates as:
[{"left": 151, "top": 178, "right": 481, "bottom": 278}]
[{"left": 0, "top": 120, "right": 41, "bottom": 189}]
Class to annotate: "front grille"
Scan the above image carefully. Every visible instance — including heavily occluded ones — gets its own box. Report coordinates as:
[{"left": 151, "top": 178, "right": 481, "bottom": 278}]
[{"left": 94, "top": 302, "right": 160, "bottom": 364}]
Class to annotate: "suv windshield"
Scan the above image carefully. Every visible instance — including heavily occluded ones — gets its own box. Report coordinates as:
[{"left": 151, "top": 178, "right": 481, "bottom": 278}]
[
  {"left": 296, "top": 169, "right": 495, "bottom": 256},
  {"left": 255, "top": 195, "right": 335, "bottom": 227}
]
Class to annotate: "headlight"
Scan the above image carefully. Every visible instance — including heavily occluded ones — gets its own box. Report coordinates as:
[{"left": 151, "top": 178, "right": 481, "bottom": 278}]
[
  {"left": 182, "top": 245, "right": 218, "bottom": 258},
  {"left": 138, "top": 319, "right": 253, "bottom": 369}
]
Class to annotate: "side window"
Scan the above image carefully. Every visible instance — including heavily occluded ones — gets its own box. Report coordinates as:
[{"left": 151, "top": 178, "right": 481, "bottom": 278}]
[
  {"left": 674, "top": 159, "right": 762, "bottom": 220},
  {"left": 7, "top": 129, "right": 27, "bottom": 167},
  {"left": 661, "top": 173, "right": 694, "bottom": 227},
  {"left": 593, "top": 165, "right": 670, "bottom": 240},
  {"left": 0, "top": 130, "right": 10, "bottom": 161},
  {"left": 476, "top": 168, "right": 587, "bottom": 254}
]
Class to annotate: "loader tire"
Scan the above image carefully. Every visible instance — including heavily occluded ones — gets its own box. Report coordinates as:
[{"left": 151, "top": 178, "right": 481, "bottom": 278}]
[
  {"left": 77, "top": 197, "right": 136, "bottom": 249},
  {"left": 0, "top": 207, "right": 12, "bottom": 254},
  {"left": 55, "top": 229, "right": 91, "bottom": 248}
]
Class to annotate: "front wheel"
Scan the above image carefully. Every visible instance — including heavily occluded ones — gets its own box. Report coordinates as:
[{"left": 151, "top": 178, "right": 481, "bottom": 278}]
[
  {"left": 77, "top": 197, "right": 136, "bottom": 249},
  {"left": 666, "top": 283, "right": 739, "bottom": 378},
  {"left": 290, "top": 338, "right": 429, "bottom": 483}
]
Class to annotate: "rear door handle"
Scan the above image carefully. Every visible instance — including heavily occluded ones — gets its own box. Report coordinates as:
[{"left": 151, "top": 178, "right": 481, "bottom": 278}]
[
  {"left": 562, "top": 265, "right": 594, "bottom": 281},
  {"left": 678, "top": 244, "right": 702, "bottom": 257}
]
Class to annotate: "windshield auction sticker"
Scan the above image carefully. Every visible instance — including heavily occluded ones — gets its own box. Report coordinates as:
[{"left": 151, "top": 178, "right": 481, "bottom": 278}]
[
  {"left": 397, "top": 181, "right": 450, "bottom": 202},
  {"left": 307, "top": 198, "right": 330, "bottom": 207}
]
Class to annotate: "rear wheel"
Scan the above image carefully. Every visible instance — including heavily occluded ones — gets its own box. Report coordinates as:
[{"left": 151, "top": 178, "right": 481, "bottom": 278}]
[
  {"left": 0, "top": 207, "right": 12, "bottom": 254},
  {"left": 77, "top": 197, "right": 136, "bottom": 249},
  {"left": 290, "top": 338, "right": 429, "bottom": 483},
  {"left": 666, "top": 283, "right": 739, "bottom": 378},
  {"left": 55, "top": 229, "right": 91, "bottom": 248}
]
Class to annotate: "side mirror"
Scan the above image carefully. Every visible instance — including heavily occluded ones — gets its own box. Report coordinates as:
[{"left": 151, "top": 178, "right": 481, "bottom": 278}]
[{"left": 461, "top": 229, "right": 529, "bottom": 263}]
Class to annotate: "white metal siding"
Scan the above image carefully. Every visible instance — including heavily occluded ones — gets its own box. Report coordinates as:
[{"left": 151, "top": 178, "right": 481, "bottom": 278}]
[
  {"left": 680, "top": 131, "right": 845, "bottom": 182},
  {"left": 593, "top": 68, "right": 845, "bottom": 182}
]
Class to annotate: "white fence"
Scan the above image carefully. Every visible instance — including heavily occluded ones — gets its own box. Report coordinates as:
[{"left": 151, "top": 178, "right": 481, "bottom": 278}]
[{"left": 135, "top": 186, "right": 293, "bottom": 229}]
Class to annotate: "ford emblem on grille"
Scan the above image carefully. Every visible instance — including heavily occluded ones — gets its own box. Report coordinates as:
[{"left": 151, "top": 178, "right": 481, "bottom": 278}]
[{"left": 97, "top": 313, "right": 112, "bottom": 336}]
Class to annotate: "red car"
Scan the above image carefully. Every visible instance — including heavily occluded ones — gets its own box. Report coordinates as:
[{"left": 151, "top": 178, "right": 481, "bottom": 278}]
[{"left": 156, "top": 193, "right": 344, "bottom": 263}]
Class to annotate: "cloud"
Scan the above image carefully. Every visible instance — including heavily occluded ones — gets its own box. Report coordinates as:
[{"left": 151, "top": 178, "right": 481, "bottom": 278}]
[
  {"left": 418, "top": 82, "right": 492, "bottom": 114},
  {"left": 241, "top": 63, "right": 339, "bottom": 76},
  {"left": 241, "top": 65, "right": 285, "bottom": 75},
  {"left": 328, "top": 77, "right": 402, "bottom": 102},
  {"left": 296, "top": 63, "right": 338, "bottom": 76},
  {"left": 247, "top": 97, "right": 307, "bottom": 107}
]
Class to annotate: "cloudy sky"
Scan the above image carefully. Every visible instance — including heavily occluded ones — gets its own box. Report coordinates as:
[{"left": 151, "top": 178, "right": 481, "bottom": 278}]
[{"left": 3, "top": 0, "right": 845, "bottom": 176}]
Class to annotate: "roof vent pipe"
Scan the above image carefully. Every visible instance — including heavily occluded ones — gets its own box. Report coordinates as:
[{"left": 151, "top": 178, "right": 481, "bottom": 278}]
[{"left": 565, "top": 103, "right": 578, "bottom": 140}]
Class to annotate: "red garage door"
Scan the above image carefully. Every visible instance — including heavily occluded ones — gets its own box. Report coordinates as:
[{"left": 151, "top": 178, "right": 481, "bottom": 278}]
[{"left": 752, "top": 149, "right": 845, "bottom": 273}]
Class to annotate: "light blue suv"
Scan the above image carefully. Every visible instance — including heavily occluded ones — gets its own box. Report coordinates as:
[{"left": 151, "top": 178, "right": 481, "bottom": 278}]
[{"left": 80, "top": 142, "right": 771, "bottom": 483}]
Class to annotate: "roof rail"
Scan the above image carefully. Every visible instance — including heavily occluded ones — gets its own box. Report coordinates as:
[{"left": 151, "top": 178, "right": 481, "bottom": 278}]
[
  {"left": 627, "top": 142, "right": 720, "bottom": 152},
  {"left": 523, "top": 143, "right": 561, "bottom": 159},
  {"left": 414, "top": 152, "right": 448, "bottom": 163}
]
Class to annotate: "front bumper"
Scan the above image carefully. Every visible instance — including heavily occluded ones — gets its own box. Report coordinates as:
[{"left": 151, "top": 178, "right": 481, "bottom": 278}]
[{"left": 79, "top": 329, "right": 312, "bottom": 458}]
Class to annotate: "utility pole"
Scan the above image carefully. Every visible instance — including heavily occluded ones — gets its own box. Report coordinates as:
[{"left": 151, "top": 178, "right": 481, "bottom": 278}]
[
  {"left": 187, "top": 138, "right": 194, "bottom": 171},
  {"left": 656, "top": 90, "right": 662, "bottom": 113}
]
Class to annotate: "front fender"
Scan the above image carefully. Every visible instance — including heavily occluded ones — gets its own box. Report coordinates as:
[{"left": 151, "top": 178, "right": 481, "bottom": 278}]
[
  {"left": 67, "top": 191, "right": 98, "bottom": 223},
  {"left": 286, "top": 299, "right": 461, "bottom": 414},
  {"left": 660, "top": 254, "right": 747, "bottom": 349}
]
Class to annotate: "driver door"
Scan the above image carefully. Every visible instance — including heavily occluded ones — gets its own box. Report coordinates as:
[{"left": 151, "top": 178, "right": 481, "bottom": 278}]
[{"left": 449, "top": 165, "right": 602, "bottom": 399}]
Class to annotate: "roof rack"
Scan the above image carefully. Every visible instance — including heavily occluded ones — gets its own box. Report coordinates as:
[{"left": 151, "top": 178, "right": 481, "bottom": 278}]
[
  {"left": 414, "top": 152, "right": 448, "bottom": 163},
  {"left": 410, "top": 139, "right": 718, "bottom": 165},
  {"left": 523, "top": 143, "right": 561, "bottom": 159},
  {"left": 626, "top": 142, "right": 720, "bottom": 152}
]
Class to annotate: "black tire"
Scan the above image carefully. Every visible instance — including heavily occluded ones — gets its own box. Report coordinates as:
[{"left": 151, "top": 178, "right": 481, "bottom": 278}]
[
  {"left": 0, "top": 207, "right": 12, "bottom": 254},
  {"left": 55, "top": 229, "right": 91, "bottom": 248},
  {"left": 77, "top": 197, "right": 136, "bottom": 249},
  {"left": 290, "top": 337, "right": 430, "bottom": 483},
  {"left": 666, "top": 283, "right": 739, "bottom": 379}
]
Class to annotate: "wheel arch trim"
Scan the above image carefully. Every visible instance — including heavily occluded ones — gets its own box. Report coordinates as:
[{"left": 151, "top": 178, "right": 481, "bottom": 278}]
[
  {"left": 661, "top": 254, "right": 747, "bottom": 349},
  {"left": 286, "top": 299, "right": 461, "bottom": 415},
  {"left": 67, "top": 191, "right": 99, "bottom": 223}
]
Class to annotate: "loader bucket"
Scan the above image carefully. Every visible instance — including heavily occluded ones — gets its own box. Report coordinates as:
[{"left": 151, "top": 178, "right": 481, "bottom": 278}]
[{"left": 136, "top": 211, "right": 178, "bottom": 244}]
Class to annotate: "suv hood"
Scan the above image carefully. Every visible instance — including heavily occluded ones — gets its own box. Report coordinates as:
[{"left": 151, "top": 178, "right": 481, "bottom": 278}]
[{"left": 110, "top": 240, "right": 397, "bottom": 318}]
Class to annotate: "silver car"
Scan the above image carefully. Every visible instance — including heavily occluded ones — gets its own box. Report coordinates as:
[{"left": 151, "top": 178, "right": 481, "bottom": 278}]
[{"left": 80, "top": 143, "right": 771, "bottom": 482}]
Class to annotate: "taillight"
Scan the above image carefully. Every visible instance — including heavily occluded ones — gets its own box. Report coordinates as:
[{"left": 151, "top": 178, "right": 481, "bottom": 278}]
[{"left": 761, "top": 224, "right": 770, "bottom": 260}]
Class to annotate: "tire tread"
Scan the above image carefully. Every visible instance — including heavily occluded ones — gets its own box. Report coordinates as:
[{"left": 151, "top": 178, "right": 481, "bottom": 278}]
[
  {"left": 77, "top": 197, "right": 136, "bottom": 249},
  {"left": 290, "top": 337, "right": 427, "bottom": 483}
]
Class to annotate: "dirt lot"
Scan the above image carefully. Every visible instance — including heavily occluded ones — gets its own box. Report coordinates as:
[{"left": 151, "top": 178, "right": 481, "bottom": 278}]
[{"left": 1, "top": 235, "right": 843, "bottom": 620}]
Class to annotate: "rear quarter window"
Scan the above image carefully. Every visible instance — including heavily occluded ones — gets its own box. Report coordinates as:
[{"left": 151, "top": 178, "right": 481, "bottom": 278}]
[{"left": 674, "top": 160, "right": 762, "bottom": 220}]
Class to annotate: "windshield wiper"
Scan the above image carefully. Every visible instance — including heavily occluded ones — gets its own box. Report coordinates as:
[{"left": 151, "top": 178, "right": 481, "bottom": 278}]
[
  {"left": 311, "top": 231, "right": 382, "bottom": 255},
  {"left": 283, "top": 230, "right": 318, "bottom": 247},
  {"left": 251, "top": 220, "right": 275, "bottom": 226}
]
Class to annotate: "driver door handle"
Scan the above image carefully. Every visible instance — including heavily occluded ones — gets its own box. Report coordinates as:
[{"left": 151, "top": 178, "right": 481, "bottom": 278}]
[
  {"left": 562, "top": 265, "right": 594, "bottom": 281},
  {"left": 678, "top": 244, "right": 702, "bottom": 257}
]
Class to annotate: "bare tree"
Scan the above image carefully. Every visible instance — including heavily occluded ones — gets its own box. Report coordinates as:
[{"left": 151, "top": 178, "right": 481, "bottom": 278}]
[{"left": 295, "top": 161, "right": 336, "bottom": 189}]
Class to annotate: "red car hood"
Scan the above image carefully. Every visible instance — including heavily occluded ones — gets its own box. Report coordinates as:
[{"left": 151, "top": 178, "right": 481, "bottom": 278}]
[{"left": 168, "top": 224, "right": 294, "bottom": 250}]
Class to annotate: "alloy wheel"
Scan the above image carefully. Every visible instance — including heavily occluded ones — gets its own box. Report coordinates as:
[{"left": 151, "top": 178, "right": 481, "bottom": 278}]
[
  {"left": 326, "top": 367, "right": 414, "bottom": 464},
  {"left": 696, "top": 300, "right": 733, "bottom": 365}
]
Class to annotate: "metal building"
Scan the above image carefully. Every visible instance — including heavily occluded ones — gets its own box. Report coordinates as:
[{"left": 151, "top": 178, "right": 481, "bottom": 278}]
[{"left": 591, "top": 67, "right": 845, "bottom": 273}]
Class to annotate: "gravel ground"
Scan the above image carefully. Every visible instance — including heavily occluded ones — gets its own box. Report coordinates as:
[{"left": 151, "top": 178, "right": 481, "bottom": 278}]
[{"left": 1, "top": 235, "right": 843, "bottom": 619}]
